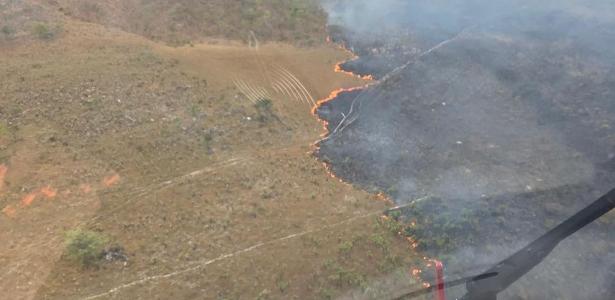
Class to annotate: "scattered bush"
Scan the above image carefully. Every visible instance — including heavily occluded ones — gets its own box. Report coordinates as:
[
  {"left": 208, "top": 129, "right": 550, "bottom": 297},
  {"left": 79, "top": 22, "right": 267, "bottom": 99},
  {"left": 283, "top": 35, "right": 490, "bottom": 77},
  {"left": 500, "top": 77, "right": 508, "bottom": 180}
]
[
  {"left": 1, "top": 25, "right": 14, "bottom": 37},
  {"left": 338, "top": 240, "right": 355, "bottom": 256},
  {"left": 32, "top": 23, "right": 60, "bottom": 40},
  {"left": 255, "top": 98, "right": 273, "bottom": 111},
  {"left": 78, "top": 2, "right": 105, "bottom": 21},
  {"left": 64, "top": 229, "right": 108, "bottom": 267},
  {"left": 327, "top": 264, "right": 367, "bottom": 290},
  {"left": 63, "top": 0, "right": 327, "bottom": 46},
  {"left": 370, "top": 234, "right": 389, "bottom": 251},
  {"left": 276, "top": 276, "right": 290, "bottom": 293},
  {"left": 255, "top": 98, "right": 275, "bottom": 122},
  {"left": 0, "top": 123, "right": 8, "bottom": 137}
]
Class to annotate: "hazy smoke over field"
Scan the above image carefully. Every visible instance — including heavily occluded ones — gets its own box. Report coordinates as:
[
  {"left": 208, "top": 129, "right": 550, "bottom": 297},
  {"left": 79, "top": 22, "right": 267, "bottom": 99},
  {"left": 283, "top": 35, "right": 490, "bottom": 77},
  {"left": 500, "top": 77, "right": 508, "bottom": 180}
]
[{"left": 317, "top": 1, "right": 615, "bottom": 299}]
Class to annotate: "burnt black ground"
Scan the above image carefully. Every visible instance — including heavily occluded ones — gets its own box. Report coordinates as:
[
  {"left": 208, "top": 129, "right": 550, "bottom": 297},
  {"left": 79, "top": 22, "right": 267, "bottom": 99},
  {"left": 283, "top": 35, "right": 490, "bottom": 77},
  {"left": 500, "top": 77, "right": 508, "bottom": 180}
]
[{"left": 317, "top": 2, "right": 615, "bottom": 299}]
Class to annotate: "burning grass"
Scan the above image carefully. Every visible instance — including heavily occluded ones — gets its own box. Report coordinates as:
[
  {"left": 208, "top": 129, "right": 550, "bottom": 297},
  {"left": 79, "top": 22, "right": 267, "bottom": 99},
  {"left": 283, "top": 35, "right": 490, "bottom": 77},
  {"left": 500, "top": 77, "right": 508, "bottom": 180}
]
[{"left": 0, "top": 164, "right": 7, "bottom": 192}]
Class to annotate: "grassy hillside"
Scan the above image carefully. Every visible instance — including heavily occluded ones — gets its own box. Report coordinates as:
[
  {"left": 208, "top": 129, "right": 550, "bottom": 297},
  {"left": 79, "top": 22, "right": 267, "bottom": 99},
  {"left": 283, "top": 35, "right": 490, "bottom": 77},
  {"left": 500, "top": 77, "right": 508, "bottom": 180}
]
[
  {"left": 0, "top": 0, "right": 63, "bottom": 41},
  {"left": 49, "top": 0, "right": 328, "bottom": 46},
  {"left": 0, "top": 2, "right": 427, "bottom": 299}
]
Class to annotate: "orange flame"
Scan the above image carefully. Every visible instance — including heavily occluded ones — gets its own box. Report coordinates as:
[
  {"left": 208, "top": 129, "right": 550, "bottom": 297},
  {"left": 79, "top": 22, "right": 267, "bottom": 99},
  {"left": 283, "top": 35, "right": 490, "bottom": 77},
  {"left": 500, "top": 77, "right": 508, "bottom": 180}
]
[
  {"left": 0, "top": 164, "right": 7, "bottom": 192},
  {"left": 334, "top": 63, "right": 374, "bottom": 81},
  {"left": 80, "top": 184, "right": 92, "bottom": 194},
  {"left": 2, "top": 204, "right": 16, "bottom": 218},
  {"left": 3, "top": 173, "right": 118, "bottom": 220},
  {"left": 21, "top": 193, "right": 37, "bottom": 207},
  {"left": 40, "top": 185, "right": 58, "bottom": 199},
  {"left": 326, "top": 39, "right": 374, "bottom": 81},
  {"left": 311, "top": 86, "right": 367, "bottom": 116},
  {"left": 103, "top": 174, "right": 120, "bottom": 187},
  {"left": 320, "top": 39, "right": 442, "bottom": 290},
  {"left": 310, "top": 37, "right": 374, "bottom": 167},
  {"left": 311, "top": 39, "right": 373, "bottom": 116},
  {"left": 376, "top": 192, "right": 395, "bottom": 205}
]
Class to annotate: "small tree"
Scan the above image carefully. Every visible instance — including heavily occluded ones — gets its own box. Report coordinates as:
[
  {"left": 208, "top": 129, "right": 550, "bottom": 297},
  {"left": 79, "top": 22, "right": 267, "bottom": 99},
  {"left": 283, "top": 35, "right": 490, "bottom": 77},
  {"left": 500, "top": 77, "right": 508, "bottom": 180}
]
[
  {"left": 32, "top": 23, "right": 56, "bottom": 40},
  {"left": 65, "top": 229, "right": 108, "bottom": 267},
  {"left": 1, "top": 25, "right": 14, "bottom": 37},
  {"left": 255, "top": 98, "right": 274, "bottom": 122}
]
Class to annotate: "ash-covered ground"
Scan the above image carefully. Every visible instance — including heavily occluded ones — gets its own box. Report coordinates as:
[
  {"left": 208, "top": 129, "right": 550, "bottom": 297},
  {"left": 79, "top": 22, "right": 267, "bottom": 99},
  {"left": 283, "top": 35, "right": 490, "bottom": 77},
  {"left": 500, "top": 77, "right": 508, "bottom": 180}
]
[{"left": 318, "top": 1, "right": 615, "bottom": 299}]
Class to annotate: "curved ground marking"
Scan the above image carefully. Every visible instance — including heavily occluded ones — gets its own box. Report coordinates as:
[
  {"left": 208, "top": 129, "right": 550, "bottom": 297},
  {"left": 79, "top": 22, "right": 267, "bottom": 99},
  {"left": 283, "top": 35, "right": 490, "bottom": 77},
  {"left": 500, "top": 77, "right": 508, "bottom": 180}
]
[
  {"left": 272, "top": 79, "right": 296, "bottom": 103},
  {"left": 274, "top": 74, "right": 304, "bottom": 104},
  {"left": 81, "top": 210, "right": 383, "bottom": 300},
  {"left": 233, "top": 79, "right": 258, "bottom": 103},
  {"left": 237, "top": 79, "right": 272, "bottom": 102},
  {"left": 271, "top": 72, "right": 299, "bottom": 102},
  {"left": 272, "top": 69, "right": 305, "bottom": 104},
  {"left": 241, "top": 81, "right": 260, "bottom": 103},
  {"left": 278, "top": 73, "right": 307, "bottom": 104},
  {"left": 280, "top": 67, "right": 315, "bottom": 106},
  {"left": 244, "top": 81, "right": 268, "bottom": 101},
  {"left": 234, "top": 79, "right": 257, "bottom": 103},
  {"left": 272, "top": 67, "right": 310, "bottom": 104},
  {"left": 240, "top": 80, "right": 262, "bottom": 101},
  {"left": 275, "top": 68, "right": 312, "bottom": 105},
  {"left": 256, "top": 86, "right": 271, "bottom": 100},
  {"left": 275, "top": 66, "right": 315, "bottom": 106},
  {"left": 271, "top": 82, "right": 283, "bottom": 94}
]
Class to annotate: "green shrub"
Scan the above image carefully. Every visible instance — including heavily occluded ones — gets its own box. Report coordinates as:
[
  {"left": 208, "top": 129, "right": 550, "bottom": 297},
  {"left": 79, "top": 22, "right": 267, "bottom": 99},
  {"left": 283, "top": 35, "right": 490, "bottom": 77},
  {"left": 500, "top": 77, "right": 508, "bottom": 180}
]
[
  {"left": 0, "top": 123, "right": 8, "bottom": 137},
  {"left": 255, "top": 98, "right": 273, "bottom": 111},
  {"left": 64, "top": 229, "right": 108, "bottom": 267},
  {"left": 32, "top": 23, "right": 57, "bottom": 40},
  {"left": 276, "top": 276, "right": 290, "bottom": 293},
  {"left": 255, "top": 99, "right": 275, "bottom": 122},
  {"left": 1, "top": 25, "right": 14, "bottom": 37},
  {"left": 338, "top": 240, "right": 354, "bottom": 256},
  {"left": 370, "top": 234, "right": 389, "bottom": 251}
]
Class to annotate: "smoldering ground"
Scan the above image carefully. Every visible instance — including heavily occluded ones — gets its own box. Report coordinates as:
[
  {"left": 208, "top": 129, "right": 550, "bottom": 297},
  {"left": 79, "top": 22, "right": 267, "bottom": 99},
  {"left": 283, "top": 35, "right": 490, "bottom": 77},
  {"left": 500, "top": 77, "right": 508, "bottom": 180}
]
[{"left": 317, "top": 1, "right": 615, "bottom": 299}]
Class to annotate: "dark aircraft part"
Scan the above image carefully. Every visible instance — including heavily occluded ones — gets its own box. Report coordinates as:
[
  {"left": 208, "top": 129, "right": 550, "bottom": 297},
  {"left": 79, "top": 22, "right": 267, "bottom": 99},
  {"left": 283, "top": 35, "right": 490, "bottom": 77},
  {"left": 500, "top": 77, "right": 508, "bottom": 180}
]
[{"left": 394, "top": 188, "right": 615, "bottom": 300}]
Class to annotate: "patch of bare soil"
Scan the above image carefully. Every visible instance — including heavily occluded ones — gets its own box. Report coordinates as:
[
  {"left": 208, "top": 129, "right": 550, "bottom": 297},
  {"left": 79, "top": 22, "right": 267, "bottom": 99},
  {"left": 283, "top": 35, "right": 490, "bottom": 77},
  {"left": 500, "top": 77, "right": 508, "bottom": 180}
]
[{"left": 0, "top": 18, "right": 425, "bottom": 300}]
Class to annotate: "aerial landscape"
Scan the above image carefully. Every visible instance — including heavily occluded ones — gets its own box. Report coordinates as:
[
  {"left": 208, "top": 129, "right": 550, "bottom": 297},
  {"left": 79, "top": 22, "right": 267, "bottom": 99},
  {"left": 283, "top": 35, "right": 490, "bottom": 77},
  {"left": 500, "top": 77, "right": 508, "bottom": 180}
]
[{"left": 1, "top": 1, "right": 614, "bottom": 300}]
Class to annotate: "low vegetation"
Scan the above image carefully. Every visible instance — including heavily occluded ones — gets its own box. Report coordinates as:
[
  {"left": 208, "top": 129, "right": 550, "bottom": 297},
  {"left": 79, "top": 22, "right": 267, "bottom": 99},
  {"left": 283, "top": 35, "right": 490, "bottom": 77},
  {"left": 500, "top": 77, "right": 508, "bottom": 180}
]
[
  {"left": 54, "top": 0, "right": 327, "bottom": 46},
  {"left": 255, "top": 98, "right": 275, "bottom": 123},
  {"left": 1, "top": 25, "right": 15, "bottom": 37},
  {"left": 64, "top": 229, "right": 108, "bottom": 267},
  {"left": 400, "top": 197, "right": 481, "bottom": 260},
  {"left": 0, "top": 123, "right": 8, "bottom": 138},
  {"left": 31, "top": 22, "right": 61, "bottom": 40},
  {"left": 304, "top": 218, "right": 419, "bottom": 299}
]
